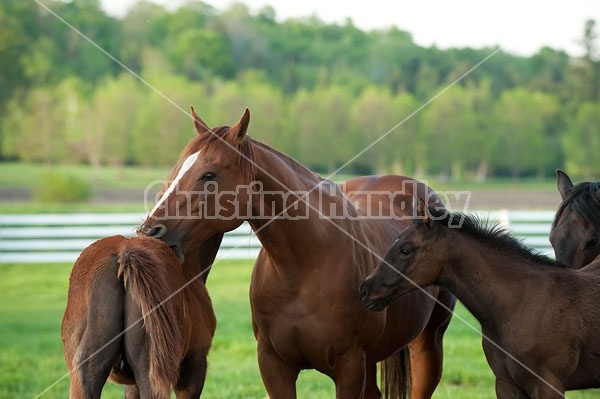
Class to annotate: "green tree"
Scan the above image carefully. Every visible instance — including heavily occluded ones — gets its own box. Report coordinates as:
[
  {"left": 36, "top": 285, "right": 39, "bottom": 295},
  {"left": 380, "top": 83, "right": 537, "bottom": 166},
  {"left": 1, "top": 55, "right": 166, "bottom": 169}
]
[
  {"left": 3, "top": 86, "right": 66, "bottom": 163},
  {"left": 562, "top": 102, "right": 600, "bottom": 179},
  {"left": 130, "top": 74, "right": 205, "bottom": 166},
  {"left": 86, "top": 74, "right": 144, "bottom": 169},
  {"left": 56, "top": 77, "right": 89, "bottom": 164},
  {"left": 492, "top": 89, "right": 559, "bottom": 178},
  {"left": 288, "top": 86, "right": 353, "bottom": 174},
  {"left": 169, "top": 28, "right": 235, "bottom": 80},
  {"left": 34, "top": 0, "right": 121, "bottom": 84},
  {"left": 581, "top": 19, "right": 600, "bottom": 102},
  {"left": 350, "top": 87, "right": 422, "bottom": 175},
  {"left": 420, "top": 85, "right": 479, "bottom": 180},
  {"left": 119, "top": 1, "right": 170, "bottom": 74}
]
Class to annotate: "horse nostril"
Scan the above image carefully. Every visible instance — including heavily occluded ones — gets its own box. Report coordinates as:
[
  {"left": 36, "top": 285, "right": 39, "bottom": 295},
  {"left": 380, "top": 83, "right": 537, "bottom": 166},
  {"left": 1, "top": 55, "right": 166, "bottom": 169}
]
[
  {"left": 359, "top": 281, "right": 371, "bottom": 302},
  {"left": 141, "top": 224, "right": 168, "bottom": 238}
]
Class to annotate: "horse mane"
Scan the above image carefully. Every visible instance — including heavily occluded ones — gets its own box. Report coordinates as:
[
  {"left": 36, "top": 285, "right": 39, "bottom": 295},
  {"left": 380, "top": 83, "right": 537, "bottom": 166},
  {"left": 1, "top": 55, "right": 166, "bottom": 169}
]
[
  {"left": 428, "top": 207, "right": 558, "bottom": 267},
  {"left": 552, "top": 181, "right": 600, "bottom": 229},
  {"left": 251, "top": 139, "right": 323, "bottom": 181},
  {"left": 179, "top": 125, "right": 257, "bottom": 183}
]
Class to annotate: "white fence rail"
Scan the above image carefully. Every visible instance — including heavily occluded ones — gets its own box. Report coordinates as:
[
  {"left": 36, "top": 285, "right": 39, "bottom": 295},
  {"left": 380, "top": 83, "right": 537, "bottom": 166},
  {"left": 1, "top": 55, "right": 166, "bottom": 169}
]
[
  {"left": 0, "top": 213, "right": 261, "bottom": 263},
  {"left": 0, "top": 211, "right": 555, "bottom": 263}
]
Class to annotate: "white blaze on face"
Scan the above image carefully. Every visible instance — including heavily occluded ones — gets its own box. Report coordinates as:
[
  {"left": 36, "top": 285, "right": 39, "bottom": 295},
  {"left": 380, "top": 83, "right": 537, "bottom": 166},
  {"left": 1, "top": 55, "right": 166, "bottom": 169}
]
[{"left": 149, "top": 151, "right": 200, "bottom": 216}]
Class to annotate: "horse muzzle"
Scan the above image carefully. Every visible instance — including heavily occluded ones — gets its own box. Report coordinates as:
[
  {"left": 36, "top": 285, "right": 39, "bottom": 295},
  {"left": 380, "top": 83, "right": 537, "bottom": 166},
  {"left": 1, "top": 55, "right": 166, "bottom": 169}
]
[
  {"left": 359, "top": 279, "right": 397, "bottom": 311},
  {"left": 138, "top": 223, "right": 167, "bottom": 238},
  {"left": 137, "top": 223, "right": 184, "bottom": 262}
]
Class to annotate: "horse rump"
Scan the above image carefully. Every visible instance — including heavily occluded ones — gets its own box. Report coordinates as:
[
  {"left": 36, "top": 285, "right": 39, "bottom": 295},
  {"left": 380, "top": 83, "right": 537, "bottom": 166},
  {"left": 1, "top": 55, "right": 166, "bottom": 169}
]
[
  {"left": 117, "top": 238, "right": 185, "bottom": 398},
  {"left": 62, "top": 236, "right": 186, "bottom": 399}
]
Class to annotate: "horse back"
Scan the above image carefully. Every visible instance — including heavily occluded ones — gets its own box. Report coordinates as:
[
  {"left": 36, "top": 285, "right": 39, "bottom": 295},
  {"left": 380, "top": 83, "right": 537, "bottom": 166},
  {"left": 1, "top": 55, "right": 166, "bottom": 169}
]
[
  {"left": 342, "top": 174, "right": 443, "bottom": 220},
  {"left": 340, "top": 174, "right": 443, "bottom": 245}
]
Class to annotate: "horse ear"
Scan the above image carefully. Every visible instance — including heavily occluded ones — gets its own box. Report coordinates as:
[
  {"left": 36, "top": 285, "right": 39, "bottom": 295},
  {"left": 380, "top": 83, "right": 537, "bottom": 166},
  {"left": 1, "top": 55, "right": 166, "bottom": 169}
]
[
  {"left": 191, "top": 105, "right": 210, "bottom": 136},
  {"left": 415, "top": 197, "right": 433, "bottom": 228},
  {"left": 556, "top": 169, "right": 574, "bottom": 200},
  {"left": 227, "top": 108, "right": 250, "bottom": 146}
]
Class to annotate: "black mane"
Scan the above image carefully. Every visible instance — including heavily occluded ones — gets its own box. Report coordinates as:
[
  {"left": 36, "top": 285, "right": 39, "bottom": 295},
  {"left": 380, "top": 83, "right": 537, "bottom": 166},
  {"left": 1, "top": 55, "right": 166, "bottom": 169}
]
[
  {"left": 428, "top": 207, "right": 557, "bottom": 267},
  {"left": 552, "top": 181, "right": 600, "bottom": 229}
]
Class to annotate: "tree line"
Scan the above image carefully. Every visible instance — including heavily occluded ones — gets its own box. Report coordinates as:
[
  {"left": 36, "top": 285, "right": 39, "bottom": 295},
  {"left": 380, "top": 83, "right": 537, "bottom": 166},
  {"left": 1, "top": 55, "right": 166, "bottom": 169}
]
[{"left": 1, "top": 0, "right": 599, "bottom": 180}]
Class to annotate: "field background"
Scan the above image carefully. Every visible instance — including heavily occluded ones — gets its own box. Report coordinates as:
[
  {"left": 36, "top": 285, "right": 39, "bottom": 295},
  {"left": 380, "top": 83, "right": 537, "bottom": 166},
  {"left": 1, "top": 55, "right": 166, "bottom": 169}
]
[
  {"left": 0, "top": 163, "right": 597, "bottom": 398},
  {"left": 0, "top": 162, "right": 564, "bottom": 213},
  {"left": 1, "top": 260, "right": 598, "bottom": 399}
]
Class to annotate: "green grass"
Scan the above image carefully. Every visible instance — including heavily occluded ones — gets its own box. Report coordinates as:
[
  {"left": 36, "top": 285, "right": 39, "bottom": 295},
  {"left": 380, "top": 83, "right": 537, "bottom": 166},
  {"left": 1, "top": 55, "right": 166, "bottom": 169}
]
[
  {"left": 1, "top": 261, "right": 598, "bottom": 398},
  {"left": 0, "top": 162, "right": 170, "bottom": 190},
  {"left": 0, "top": 202, "right": 147, "bottom": 214},
  {"left": 0, "top": 162, "right": 170, "bottom": 213}
]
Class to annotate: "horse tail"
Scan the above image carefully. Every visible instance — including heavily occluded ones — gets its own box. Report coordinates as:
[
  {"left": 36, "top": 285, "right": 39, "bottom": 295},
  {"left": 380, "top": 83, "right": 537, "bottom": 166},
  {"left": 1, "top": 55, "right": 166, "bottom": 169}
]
[
  {"left": 117, "top": 243, "right": 183, "bottom": 398},
  {"left": 380, "top": 346, "right": 411, "bottom": 399}
]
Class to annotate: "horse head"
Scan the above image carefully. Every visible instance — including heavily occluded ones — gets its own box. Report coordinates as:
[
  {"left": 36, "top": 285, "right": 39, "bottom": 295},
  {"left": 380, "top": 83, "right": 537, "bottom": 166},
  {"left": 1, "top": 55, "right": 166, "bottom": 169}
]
[
  {"left": 550, "top": 169, "right": 600, "bottom": 268},
  {"left": 360, "top": 198, "right": 445, "bottom": 311},
  {"left": 139, "top": 107, "right": 256, "bottom": 257}
]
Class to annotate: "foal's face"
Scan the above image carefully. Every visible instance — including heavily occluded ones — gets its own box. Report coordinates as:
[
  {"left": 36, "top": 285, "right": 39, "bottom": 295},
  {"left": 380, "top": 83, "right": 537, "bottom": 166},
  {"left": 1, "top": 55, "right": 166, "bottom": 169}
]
[
  {"left": 550, "top": 209, "right": 599, "bottom": 268},
  {"left": 360, "top": 215, "right": 442, "bottom": 311},
  {"left": 550, "top": 170, "right": 600, "bottom": 268}
]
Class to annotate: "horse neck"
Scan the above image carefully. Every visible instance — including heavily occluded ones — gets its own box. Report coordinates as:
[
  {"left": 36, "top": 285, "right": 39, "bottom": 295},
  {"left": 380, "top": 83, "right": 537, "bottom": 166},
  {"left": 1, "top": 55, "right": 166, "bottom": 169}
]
[
  {"left": 436, "top": 228, "right": 545, "bottom": 328},
  {"left": 248, "top": 142, "right": 363, "bottom": 267}
]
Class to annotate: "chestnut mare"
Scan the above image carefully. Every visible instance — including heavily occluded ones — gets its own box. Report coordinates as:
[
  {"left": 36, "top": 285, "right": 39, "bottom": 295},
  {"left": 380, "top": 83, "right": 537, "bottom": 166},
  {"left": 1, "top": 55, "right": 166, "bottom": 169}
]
[
  {"left": 61, "top": 235, "right": 216, "bottom": 399},
  {"left": 139, "top": 108, "right": 456, "bottom": 398},
  {"left": 361, "top": 201, "right": 600, "bottom": 398},
  {"left": 550, "top": 169, "right": 600, "bottom": 268}
]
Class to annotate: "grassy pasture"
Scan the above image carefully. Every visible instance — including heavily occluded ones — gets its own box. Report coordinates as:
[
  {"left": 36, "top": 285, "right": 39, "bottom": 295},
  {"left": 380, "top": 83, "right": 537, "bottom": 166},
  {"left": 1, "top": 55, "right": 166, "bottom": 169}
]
[{"left": 1, "top": 261, "right": 598, "bottom": 398}]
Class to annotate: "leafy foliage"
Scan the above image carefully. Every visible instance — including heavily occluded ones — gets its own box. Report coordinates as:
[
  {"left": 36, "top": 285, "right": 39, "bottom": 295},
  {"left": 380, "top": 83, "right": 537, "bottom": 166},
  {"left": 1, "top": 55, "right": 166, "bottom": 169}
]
[
  {"left": 0, "top": 1, "right": 599, "bottom": 180},
  {"left": 34, "top": 171, "right": 92, "bottom": 203}
]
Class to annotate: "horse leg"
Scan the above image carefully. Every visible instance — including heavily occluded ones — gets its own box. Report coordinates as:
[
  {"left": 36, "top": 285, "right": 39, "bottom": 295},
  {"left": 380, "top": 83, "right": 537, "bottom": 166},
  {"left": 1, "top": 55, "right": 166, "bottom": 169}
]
[
  {"left": 362, "top": 361, "right": 381, "bottom": 399},
  {"left": 174, "top": 352, "right": 209, "bottom": 399},
  {"left": 123, "top": 294, "right": 156, "bottom": 399},
  {"left": 124, "top": 385, "right": 141, "bottom": 399},
  {"left": 408, "top": 288, "right": 455, "bottom": 399},
  {"left": 69, "top": 327, "right": 122, "bottom": 399},
  {"left": 527, "top": 384, "right": 565, "bottom": 399},
  {"left": 513, "top": 367, "right": 566, "bottom": 399},
  {"left": 256, "top": 337, "right": 300, "bottom": 399},
  {"left": 333, "top": 349, "right": 367, "bottom": 399},
  {"left": 495, "top": 377, "right": 530, "bottom": 399},
  {"left": 69, "top": 273, "right": 125, "bottom": 399}
]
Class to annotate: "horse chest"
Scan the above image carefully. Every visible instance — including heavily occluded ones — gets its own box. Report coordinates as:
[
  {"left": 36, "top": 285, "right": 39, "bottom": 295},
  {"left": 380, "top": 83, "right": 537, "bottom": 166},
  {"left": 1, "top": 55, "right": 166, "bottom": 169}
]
[{"left": 252, "top": 284, "right": 359, "bottom": 359}]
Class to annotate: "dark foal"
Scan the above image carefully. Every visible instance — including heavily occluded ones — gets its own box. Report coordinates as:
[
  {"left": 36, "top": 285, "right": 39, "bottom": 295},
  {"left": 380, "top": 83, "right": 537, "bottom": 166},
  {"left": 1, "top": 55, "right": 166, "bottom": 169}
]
[{"left": 362, "top": 200, "right": 600, "bottom": 398}]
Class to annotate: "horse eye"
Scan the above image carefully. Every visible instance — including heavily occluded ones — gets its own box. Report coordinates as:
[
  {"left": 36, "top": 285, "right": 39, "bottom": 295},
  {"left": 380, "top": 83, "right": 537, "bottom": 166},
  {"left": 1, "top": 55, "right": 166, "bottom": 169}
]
[
  {"left": 200, "top": 172, "right": 216, "bottom": 181},
  {"left": 584, "top": 238, "right": 599, "bottom": 251},
  {"left": 399, "top": 247, "right": 411, "bottom": 256}
]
